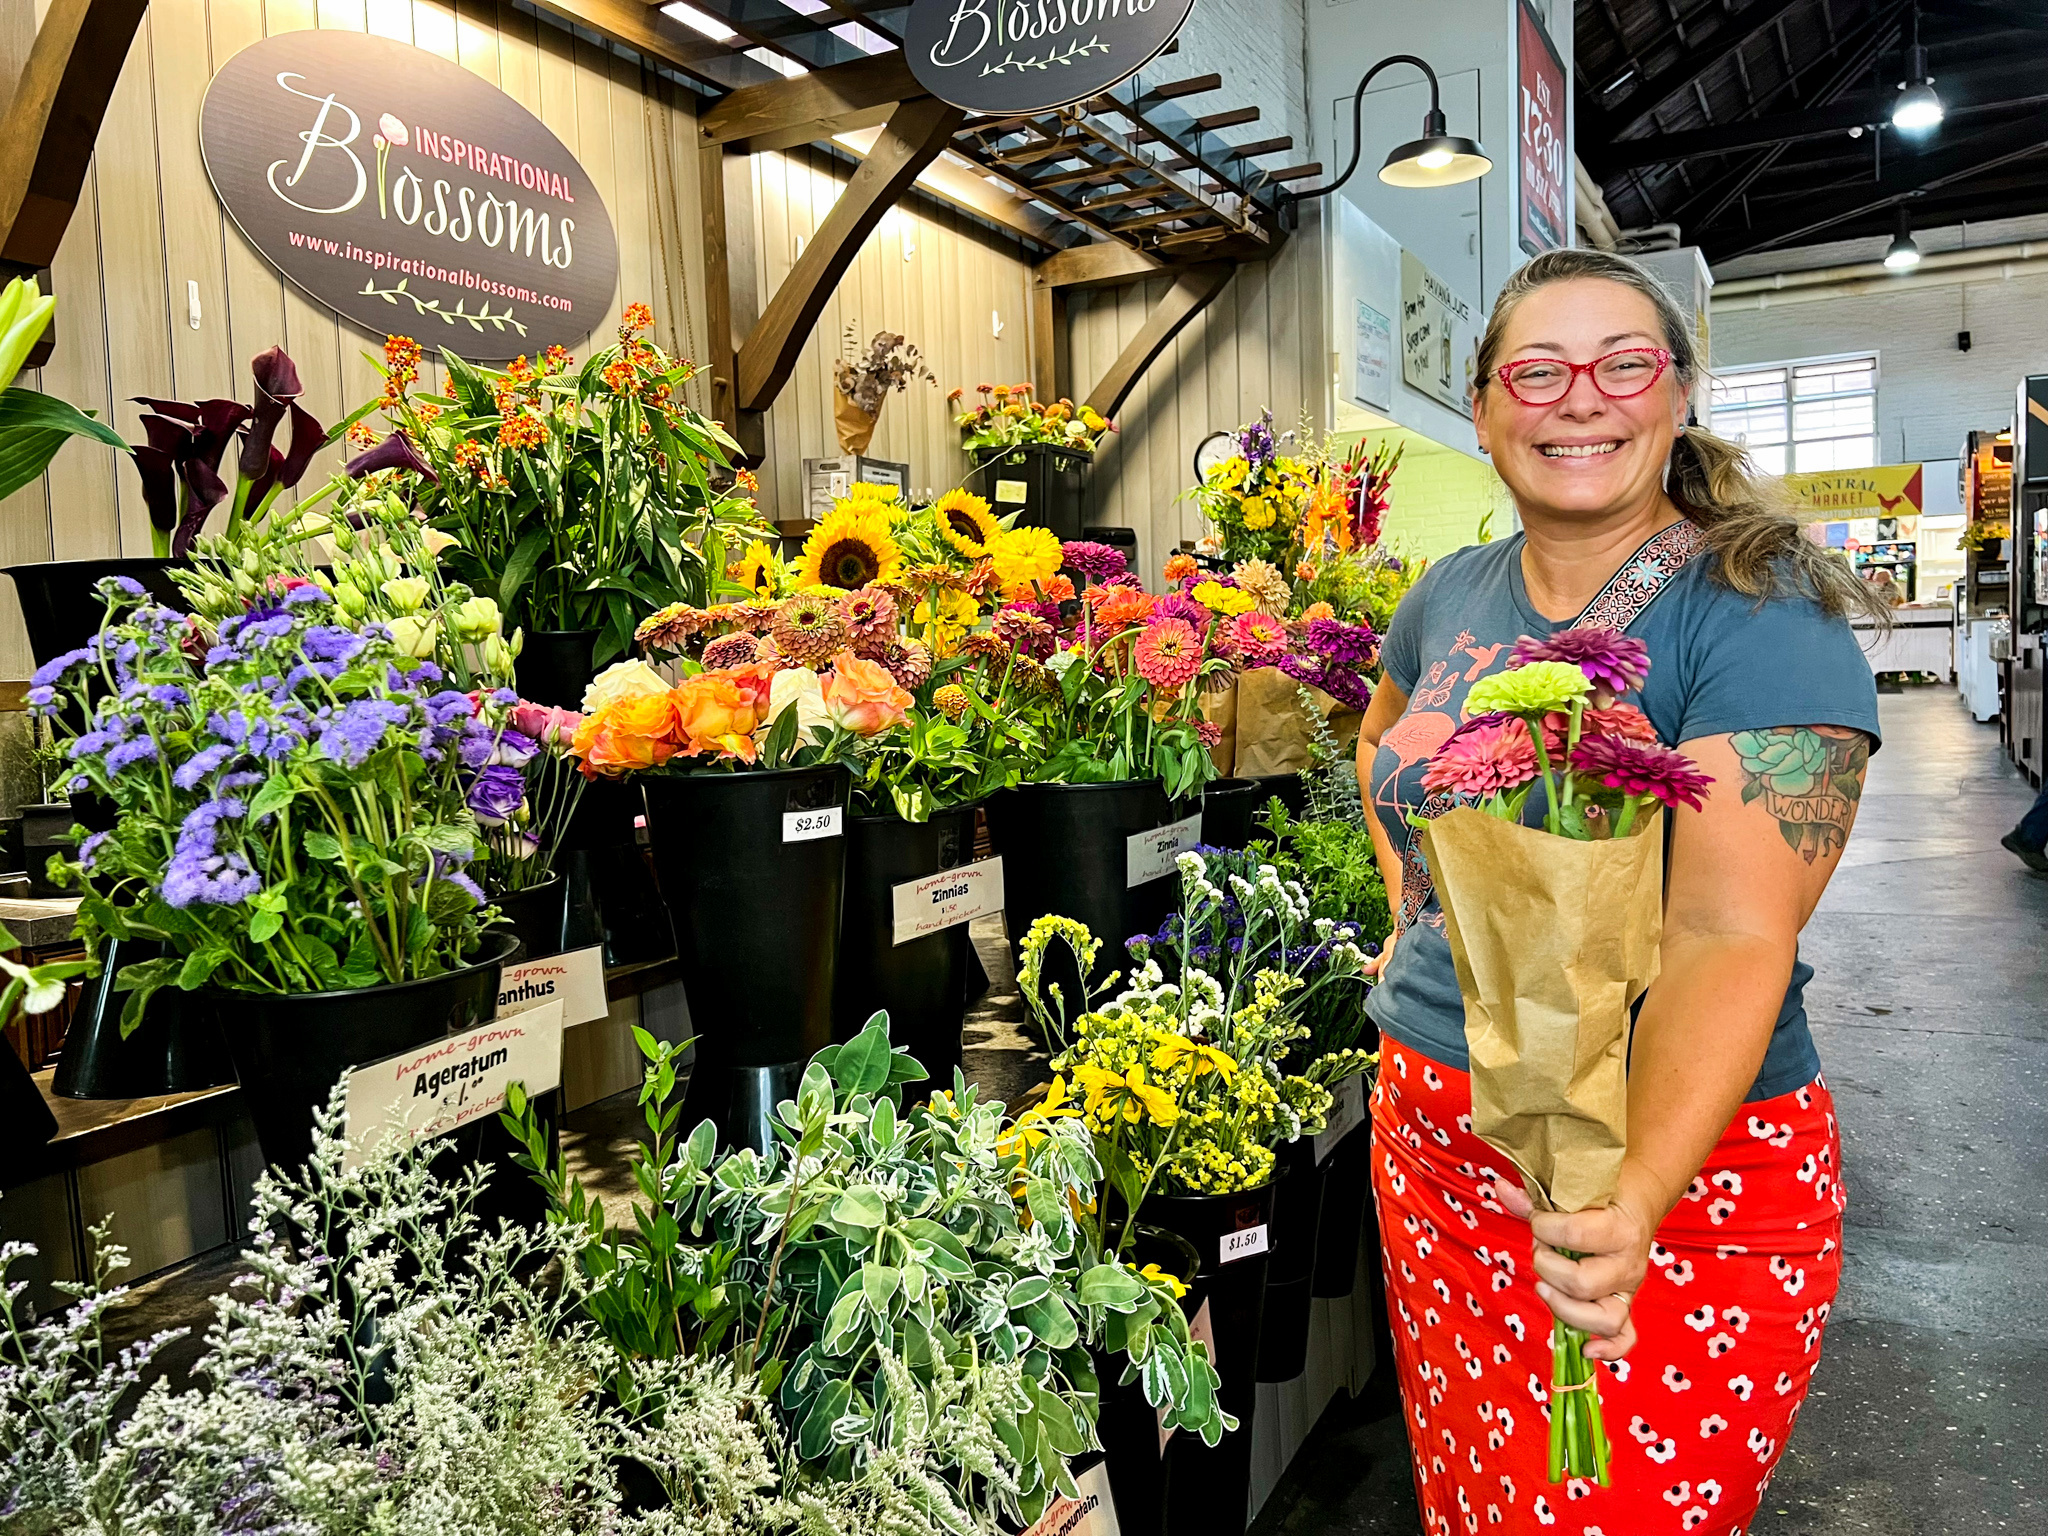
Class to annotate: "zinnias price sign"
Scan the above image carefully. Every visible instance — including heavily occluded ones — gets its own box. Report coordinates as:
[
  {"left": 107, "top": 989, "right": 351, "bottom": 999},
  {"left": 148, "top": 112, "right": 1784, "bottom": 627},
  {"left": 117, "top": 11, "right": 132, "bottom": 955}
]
[{"left": 200, "top": 32, "right": 618, "bottom": 359}]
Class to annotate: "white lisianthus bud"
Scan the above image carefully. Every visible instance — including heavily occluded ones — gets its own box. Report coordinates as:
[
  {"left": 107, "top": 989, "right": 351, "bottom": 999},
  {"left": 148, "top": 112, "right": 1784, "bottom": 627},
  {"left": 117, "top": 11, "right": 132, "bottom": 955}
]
[
  {"left": 449, "top": 595, "right": 502, "bottom": 643},
  {"left": 388, "top": 615, "right": 439, "bottom": 658},
  {"left": 380, "top": 576, "right": 430, "bottom": 614},
  {"left": 334, "top": 582, "right": 369, "bottom": 618}
]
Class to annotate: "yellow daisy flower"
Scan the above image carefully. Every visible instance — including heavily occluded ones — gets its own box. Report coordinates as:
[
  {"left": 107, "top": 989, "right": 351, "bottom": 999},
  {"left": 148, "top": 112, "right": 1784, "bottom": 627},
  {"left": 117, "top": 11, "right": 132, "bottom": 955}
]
[
  {"left": 798, "top": 504, "right": 902, "bottom": 592},
  {"left": 1073, "top": 1062, "right": 1180, "bottom": 1126},
  {"left": 1135, "top": 1261, "right": 1189, "bottom": 1300},
  {"left": 988, "top": 524, "right": 1063, "bottom": 591},
  {"left": 1151, "top": 1036, "right": 1238, "bottom": 1083}
]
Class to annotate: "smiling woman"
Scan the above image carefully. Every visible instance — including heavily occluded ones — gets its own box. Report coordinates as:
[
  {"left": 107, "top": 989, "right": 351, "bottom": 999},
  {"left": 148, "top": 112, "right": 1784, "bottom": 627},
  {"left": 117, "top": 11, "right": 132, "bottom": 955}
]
[{"left": 1351, "top": 248, "right": 1887, "bottom": 1536}]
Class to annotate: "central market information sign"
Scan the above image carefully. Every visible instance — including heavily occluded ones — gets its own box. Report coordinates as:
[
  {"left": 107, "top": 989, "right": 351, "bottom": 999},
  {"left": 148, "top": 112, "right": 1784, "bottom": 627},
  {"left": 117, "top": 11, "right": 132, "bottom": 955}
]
[{"left": 200, "top": 31, "right": 618, "bottom": 359}]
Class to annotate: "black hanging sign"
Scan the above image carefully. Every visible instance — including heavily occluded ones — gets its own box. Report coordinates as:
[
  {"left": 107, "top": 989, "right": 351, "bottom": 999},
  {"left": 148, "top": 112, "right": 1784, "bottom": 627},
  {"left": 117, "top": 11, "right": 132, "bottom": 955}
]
[
  {"left": 200, "top": 32, "right": 619, "bottom": 361},
  {"left": 904, "top": 0, "right": 1198, "bottom": 116}
]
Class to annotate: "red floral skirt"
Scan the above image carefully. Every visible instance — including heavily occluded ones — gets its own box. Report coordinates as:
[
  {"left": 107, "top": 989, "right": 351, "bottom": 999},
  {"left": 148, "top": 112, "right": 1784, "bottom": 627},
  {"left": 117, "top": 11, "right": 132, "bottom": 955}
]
[{"left": 1371, "top": 1038, "right": 1846, "bottom": 1535}]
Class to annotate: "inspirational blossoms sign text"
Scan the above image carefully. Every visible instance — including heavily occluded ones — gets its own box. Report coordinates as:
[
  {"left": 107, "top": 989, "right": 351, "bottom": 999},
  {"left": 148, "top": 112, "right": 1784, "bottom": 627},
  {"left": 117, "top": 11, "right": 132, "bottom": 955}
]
[
  {"left": 201, "top": 32, "right": 619, "bottom": 359},
  {"left": 904, "top": 0, "right": 1197, "bottom": 115}
]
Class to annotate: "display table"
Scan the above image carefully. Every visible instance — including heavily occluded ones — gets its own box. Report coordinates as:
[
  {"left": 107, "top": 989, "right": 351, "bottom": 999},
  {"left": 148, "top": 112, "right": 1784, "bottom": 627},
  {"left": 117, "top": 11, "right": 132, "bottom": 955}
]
[
  {"left": 1959, "top": 618, "right": 2006, "bottom": 721},
  {"left": 1854, "top": 605, "right": 1954, "bottom": 680}
]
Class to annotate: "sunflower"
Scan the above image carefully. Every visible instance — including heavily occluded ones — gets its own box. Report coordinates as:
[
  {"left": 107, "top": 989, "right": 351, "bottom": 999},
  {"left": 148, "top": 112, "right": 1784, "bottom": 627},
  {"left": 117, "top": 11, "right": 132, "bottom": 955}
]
[
  {"left": 988, "top": 525, "right": 1062, "bottom": 591},
  {"left": 799, "top": 505, "right": 902, "bottom": 592},
  {"left": 727, "top": 538, "right": 778, "bottom": 598},
  {"left": 933, "top": 488, "right": 1000, "bottom": 559}
]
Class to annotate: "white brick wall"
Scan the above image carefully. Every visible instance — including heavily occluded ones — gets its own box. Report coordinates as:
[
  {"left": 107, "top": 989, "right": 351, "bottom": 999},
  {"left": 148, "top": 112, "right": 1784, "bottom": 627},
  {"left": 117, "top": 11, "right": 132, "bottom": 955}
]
[
  {"left": 1711, "top": 216, "right": 2048, "bottom": 464},
  {"left": 1160, "top": 0, "right": 1310, "bottom": 149}
]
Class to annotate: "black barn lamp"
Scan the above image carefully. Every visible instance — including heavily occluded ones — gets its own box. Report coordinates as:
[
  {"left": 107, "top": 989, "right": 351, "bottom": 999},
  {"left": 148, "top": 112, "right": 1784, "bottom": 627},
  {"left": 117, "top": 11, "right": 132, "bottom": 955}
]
[{"left": 1280, "top": 54, "right": 1490, "bottom": 229}]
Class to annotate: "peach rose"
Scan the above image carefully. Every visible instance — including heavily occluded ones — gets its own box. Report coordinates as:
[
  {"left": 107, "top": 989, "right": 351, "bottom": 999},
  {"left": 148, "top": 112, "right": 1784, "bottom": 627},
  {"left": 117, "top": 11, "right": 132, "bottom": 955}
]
[
  {"left": 571, "top": 691, "right": 683, "bottom": 775},
  {"left": 821, "top": 651, "right": 912, "bottom": 737},
  {"left": 672, "top": 668, "right": 770, "bottom": 762}
]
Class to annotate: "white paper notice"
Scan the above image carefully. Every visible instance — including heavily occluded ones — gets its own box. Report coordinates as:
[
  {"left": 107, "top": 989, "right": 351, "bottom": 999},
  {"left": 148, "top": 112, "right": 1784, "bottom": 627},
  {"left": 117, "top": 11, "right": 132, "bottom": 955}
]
[
  {"left": 1314, "top": 1073, "right": 1369, "bottom": 1164},
  {"left": 497, "top": 944, "right": 608, "bottom": 1027},
  {"left": 1353, "top": 299, "right": 1393, "bottom": 411},
  {"left": 341, "top": 1000, "right": 564, "bottom": 1172},
  {"left": 783, "top": 806, "right": 842, "bottom": 842},
  {"left": 891, "top": 857, "right": 1004, "bottom": 946},
  {"left": 1220, "top": 1222, "right": 1270, "bottom": 1265},
  {"left": 1019, "top": 1459, "right": 1121, "bottom": 1536},
  {"left": 1125, "top": 811, "right": 1204, "bottom": 889}
]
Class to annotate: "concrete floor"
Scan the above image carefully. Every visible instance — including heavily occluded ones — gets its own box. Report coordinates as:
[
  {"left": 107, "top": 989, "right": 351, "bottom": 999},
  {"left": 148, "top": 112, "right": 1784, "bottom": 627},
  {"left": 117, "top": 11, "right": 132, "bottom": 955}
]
[{"left": 1248, "top": 683, "right": 2048, "bottom": 1536}]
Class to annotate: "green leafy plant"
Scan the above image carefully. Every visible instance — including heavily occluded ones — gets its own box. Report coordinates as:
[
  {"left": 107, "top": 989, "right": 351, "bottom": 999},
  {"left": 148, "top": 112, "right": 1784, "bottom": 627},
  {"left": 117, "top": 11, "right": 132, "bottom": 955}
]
[{"left": 0, "top": 276, "right": 127, "bottom": 502}]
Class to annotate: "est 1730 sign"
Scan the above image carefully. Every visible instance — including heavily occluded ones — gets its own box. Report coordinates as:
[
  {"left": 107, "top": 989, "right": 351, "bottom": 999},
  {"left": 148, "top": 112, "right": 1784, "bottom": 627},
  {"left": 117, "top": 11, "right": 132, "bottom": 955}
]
[
  {"left": 905, "top": 0, "right": 1197, "bottom": 115},
  {"left": 200, "top": 31, "right": 619, "bottom": 360}
]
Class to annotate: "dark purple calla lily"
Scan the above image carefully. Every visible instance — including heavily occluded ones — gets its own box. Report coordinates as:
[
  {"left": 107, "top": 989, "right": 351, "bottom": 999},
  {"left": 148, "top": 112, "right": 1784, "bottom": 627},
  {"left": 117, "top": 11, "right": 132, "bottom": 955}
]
[
  {"left": 130, "top": 397, "right": 245, "bottom": 551},
  {"left": 238, "top": 347, "right": 311, "bottom": 483},
  {"left": 345, "top": 431, "right": 438, "bottom": 483}
]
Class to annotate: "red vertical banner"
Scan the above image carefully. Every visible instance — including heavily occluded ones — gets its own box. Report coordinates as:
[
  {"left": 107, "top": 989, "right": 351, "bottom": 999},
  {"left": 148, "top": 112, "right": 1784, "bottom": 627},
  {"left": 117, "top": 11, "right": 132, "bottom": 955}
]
[{"left": 1518, "top": 0, "right": 1570, "bottom": 254}]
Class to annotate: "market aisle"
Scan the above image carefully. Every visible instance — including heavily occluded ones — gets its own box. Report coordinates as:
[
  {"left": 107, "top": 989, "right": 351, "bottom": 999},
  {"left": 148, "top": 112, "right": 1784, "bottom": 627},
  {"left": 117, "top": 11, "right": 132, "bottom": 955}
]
[{"left": 1249, "top": 684, "right": 2048, "bottom": 1536}]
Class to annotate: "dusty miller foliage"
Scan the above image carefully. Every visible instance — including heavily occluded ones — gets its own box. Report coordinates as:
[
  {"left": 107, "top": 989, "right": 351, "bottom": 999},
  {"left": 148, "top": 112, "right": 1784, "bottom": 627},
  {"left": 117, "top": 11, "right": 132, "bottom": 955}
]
[{"left": 0, "top": 1091, "right": 1019, "bottom": 1536}]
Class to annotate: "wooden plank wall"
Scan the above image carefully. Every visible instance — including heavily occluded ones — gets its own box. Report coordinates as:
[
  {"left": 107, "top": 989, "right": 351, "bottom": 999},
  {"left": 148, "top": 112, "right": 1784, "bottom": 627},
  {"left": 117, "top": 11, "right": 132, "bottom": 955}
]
[
  {"left": 0, "top": 0, "right": 710, "bottom": 679},
  {"left": 1067, "top": 225, "right": 1326, "bottom": 584}
]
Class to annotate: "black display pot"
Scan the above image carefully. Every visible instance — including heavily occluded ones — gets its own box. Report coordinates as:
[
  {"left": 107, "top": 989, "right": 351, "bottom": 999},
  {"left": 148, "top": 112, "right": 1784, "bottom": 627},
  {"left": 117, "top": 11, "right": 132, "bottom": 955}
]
[
  {"left": 489, "top": 874, "right": 569, "bottom": 963},
  {"left": 19, "top": 803, "right": 76, "bottom": 897},
  {"left": 1255, "top": 1140, "right": 1329, "bottom": 1382},
  {"left": 1087, "top": 1224, "right": 1200, "bottom": 1536},
  {"left": 514, "top": 629, "right": 602, "bottom": 710},
  {"left": 3, "top": 558, "right": 188, "bottom": 670},
  {"left": 1251, "top": 770, "right": 1309, "bottom": 822},
  {"left": 561, "top": 779, "right": 675, "bottom": 967},
  {"left": 0, "top": 1032, "right": 58, "bottom": 1179},
  {"left": 1199, "top": 777, "right": 1266, "bottom": 850},
  {"left": 1312, "top": 1117, "right": 1374, "bottom": 1298},
  {"left": 641, "top": 765, "right": 851, "bottom": 1152},
  {"left": 985, "top": 780, "right": 1190, "bottom": 1018},
  {"left": 963, "top": 442, "right": 1092, "bottom": 544},
  {"left": 211, "top": 930, "right": 520, "bottom": 1174},
  {"left": 833, "top": 805, "right": 978, "bottom": 1094},
  {"left": 1146, "top": 1180, "right": 1277, "bottom": 1536},
  {"left": 52, "top": 936, "right": 236, "bottom": 1099}
]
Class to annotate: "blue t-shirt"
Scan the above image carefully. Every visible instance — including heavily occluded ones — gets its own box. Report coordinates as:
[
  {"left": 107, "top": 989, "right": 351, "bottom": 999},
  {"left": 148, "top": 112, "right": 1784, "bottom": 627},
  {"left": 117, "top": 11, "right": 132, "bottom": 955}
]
[{"left": 1365, "top": 524, "right": 1881, "bottom": 1102}]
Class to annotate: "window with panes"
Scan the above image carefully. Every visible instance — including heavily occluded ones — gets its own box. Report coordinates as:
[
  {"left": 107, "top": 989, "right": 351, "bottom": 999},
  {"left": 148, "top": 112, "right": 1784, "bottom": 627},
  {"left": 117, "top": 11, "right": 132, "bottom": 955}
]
[{"left": 1708, "top": 355, "right": 1878, "bottom": 474}]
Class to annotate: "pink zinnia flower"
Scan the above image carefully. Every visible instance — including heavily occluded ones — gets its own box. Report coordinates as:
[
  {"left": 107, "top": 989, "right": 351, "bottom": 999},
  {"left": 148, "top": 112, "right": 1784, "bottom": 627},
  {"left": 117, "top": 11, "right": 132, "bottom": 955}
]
[
  {"left": 1227, "top": 609, "right": 1289, "bottom": 666},
  {"left": 1134, "top": 617, "right": 1203, "bottom": 690},
  {"left": 1195, "top": 719, "right": 1223, "bottom": 749},
  {"left": 1421, "top": 714, "right": 1539, "bottom": 797},
  {"left": 1570, "top": 735, "right": 1713, "bottom": 811},
  {"left": 1539, "top": 701, "right": 1659, "bottom": 755},
  {"left": 1510, "top": 630, "right": 1651, "bottom": 699}
]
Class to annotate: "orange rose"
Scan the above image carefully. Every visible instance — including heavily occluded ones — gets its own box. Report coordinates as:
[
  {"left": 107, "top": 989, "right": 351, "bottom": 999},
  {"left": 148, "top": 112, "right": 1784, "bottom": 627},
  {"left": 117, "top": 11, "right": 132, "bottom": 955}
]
[
  {"left": 671, "top": 668, "right": 771, "bottom": 762},
  {"left": 821, "top": 651, "right": 912, "bottom": 737},
  {"left": 572, "top": 692, "right": 683, "bottom": 775}
]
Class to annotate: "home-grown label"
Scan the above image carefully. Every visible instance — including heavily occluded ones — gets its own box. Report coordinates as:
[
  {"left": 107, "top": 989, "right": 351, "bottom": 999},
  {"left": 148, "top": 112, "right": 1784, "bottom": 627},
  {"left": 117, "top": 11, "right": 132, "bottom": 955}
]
[
  {"left": 200, "top": 32, "right": 618, "bottom": 360},
  {"left": 1125, "top": 810, "right": 1203, "bottom": 888},
  {"left": 904, "top": 0, "right": 1197, "bottom": 115},
  {"left": 341, "top": 999, "right": 564, "bottom": 1173},
  {"left": 1018, "top": 1458, "right": 1121, "bottom": 1536},
  {"left": 497, "top": 944, "right": 609, "bottom": 1028},
  {"left": 891, "top": 856, "right": 1005, "bottom": 945}
]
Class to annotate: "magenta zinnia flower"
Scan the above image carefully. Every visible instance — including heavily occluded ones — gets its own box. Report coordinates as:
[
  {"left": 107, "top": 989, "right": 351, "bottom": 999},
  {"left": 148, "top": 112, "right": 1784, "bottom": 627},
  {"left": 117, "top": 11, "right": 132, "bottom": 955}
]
[
  {"left": 1570, "top": 735, "right": 1712, "bottom": 811},
  {"left": 1510, "top": 630, "right": 1650, "bottom": 697},
  {"left": 1135, "top": 617, "right": 1204, "bottom": 689},
  {"left": 1148, "top": 592, "right": 1212, "bottom": 635},
  {"left": 1061, "top": 539, "right": 1129, "bottom": 582},
  {"left": 1421, "top": 714, "right": 1539, "bottom": 797},
  {"left": 1307, "top": 616, "right": 1380, "bottom": 669}
]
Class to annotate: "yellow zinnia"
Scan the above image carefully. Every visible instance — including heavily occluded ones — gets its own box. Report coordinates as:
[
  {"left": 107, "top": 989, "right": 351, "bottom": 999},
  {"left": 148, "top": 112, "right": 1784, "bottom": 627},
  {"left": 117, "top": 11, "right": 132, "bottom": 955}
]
[
  {"left": 1241, "top": 496, "right": 1276, "bottom": 530},
  {"left": 799, "top": 504, "right": 902, "bottom": 592},
  {"left": 988, "top": 524, "right": 1063, "bottom": 591},
  {"left": 933, "top": 488, "right": 1000, "bottom": 559},
  {"left": 1191, "top": 580, "right": 1256, "bottom": 617}
]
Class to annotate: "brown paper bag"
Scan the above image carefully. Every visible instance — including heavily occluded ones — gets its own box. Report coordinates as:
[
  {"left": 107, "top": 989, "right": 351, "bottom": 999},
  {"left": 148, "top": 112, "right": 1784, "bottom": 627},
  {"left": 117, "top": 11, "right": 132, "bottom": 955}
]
[
  {"left": 1419, "top": 807, "right": 1664, "bottom": 1214},
  {"left": 1229, "top": 666, "right": 1362, "bottom": 778},
  {"left": 835, "top": 391, "right": 881, "bottom": 455},
  {"left": 1198, "top": 676, "right": 1238, "bottom": 775}
]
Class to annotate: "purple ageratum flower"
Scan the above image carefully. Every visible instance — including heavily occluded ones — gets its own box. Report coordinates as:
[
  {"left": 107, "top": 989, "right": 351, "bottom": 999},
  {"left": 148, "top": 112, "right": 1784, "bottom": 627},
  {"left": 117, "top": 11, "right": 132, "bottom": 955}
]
[
  {"left": 442, "top": 869, "right": 486, "bottom": 906},
  {"left": 148, "top": 684, "right": 190, "bottom": 707},
  {"left": 30, "top": 647, "right": 92, "bottom": 689},
  {"left": 490, "top": 688, "right": 518, "bottom": 707},
  {"left": 25, "top": 685, "right": 56, "bottom": 714},
  {"left": 162, "top": 848, "right": 261, "bottom": 908},
  {"left": 1306, "top": 616, "right": 1381, "bottom": 669},
  {"left": 77, "top": 831, "right": 108, "bottom": 872},
  {"left": 1509, "top": 629, "right": 1651, "bottom": 698},
  {"left": 1061, "top": 540, "right": 1129, "bottom": 582},
  {"left": 423, "top": 690, "right": 476, "bottom": 728},
  {"left": 96, "top": 575, "right": 147, "bottom": 601},
  {"left": 1569, "top": 735, "right": 1712, "bottom": 811},
  {"left": 105, "top": 738, "right": 158, "bottom": 774},
  {"left": 466, "top": 764, "right": 526, "bottom": 827},
  {"left": 173, "top": 743, "right": 236, "bottom": 790},
  {"left": 455, "top": 721, "right": 499, "bottom": 770},
  {"left": 302, "top": 627, "right": 367, "bottom": 665},
  {"left": 282, "top": 583, "right": 331, "bottom": 607},
  {"left": 316, "top": 699, "right": 409, "bottom": 767}
]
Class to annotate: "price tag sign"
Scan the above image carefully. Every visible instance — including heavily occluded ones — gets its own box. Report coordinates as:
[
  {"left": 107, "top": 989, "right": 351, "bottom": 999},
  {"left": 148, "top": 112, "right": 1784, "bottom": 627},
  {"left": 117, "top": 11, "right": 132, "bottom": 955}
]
[
  {"left": 1314, "top": 1073, "right": 1369, "bottom": 1164},
  {"left": 341, "top": 1000, "right": 563, "bottom": 1173},
  {"left": 1018, "top": 1459, "right": 1121, "bottom": 1536},
  {"left": 1125, "top": 811, "right": 1205, "bottom": 889},
  {"left": 1220, "top": 1222, "right": 1270, "bottom": 1265},
  {"left": 891, "top": 857, "right": 1004, "bottom": 945},
  {"left": 1158, "top": 1299, "right": 1216, "bottom": 1453},
  {"left": 783, "top": 806, "right": 843, "bottom": 843},
  {"left": 497, "top": 944, "right": 608, "bottom": 1027},
  {"left": 994, "top": 477, "right": 1029, "bottom": 504}
]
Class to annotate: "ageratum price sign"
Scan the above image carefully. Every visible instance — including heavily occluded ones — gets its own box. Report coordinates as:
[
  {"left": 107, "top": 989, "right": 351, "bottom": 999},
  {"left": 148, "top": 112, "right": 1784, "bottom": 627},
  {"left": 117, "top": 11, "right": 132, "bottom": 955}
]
[
  {"left": 905, "top": 0, "right": 1197, "bottom": 115},
  {"left": 201, "top": 32, "right": 618, "bottom": 359}
]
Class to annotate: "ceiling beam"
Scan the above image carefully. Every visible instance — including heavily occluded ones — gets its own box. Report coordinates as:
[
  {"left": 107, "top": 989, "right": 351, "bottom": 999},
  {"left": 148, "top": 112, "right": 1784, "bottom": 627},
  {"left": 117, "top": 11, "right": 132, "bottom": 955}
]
[
  {"left": 1034, "top": 242, "right": 1166, "bottom": 291},
  {"left": 697, "top": 50, "right": 924, "bottom": 150},
  {"left": 1585, "top": 0, "right": 1813, "bottom": 144},
  {"left": 525, "top": 0, "right": 773, "bottom": 91}
]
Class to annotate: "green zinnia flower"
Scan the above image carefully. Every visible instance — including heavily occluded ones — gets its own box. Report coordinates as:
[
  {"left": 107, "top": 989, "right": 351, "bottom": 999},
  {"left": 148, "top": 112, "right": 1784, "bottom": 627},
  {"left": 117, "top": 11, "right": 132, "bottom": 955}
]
[{"left": 1465, "top": 660, "right": 1592, "bottom": 718}]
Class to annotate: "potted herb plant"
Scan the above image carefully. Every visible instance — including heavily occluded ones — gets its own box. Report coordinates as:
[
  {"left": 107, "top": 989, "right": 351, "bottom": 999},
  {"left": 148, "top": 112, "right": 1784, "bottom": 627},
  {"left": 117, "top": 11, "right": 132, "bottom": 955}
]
[{"left": 33, "top": 578, "right": 516, "bottom": 1170}]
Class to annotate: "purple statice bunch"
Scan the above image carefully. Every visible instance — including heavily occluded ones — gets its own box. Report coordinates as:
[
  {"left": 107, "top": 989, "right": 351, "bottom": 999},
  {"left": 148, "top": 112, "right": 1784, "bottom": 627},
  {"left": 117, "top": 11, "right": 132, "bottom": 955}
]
[
  {"left": 1060, "top": 539, "right": 1129, "bottom": 583},
  {"left": 1509, "top": 628, "right": 1650, "bottom": 702},
  {"left": 1239, "top": 410, "right": 1277, "bottom": 471}
]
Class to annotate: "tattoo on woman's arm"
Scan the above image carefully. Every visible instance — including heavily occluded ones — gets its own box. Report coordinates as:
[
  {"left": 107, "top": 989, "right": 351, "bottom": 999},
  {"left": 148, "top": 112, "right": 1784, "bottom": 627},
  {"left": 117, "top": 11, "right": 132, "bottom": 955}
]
[{"left": 1729, "top": 725, "right": 1869, "bottom": 864}]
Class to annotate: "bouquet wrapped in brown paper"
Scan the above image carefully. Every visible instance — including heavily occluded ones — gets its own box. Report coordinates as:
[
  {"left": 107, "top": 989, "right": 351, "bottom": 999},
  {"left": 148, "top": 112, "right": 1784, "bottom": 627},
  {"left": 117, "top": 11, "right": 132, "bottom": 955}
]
[{"left": 1413, "top": 630, "right": 1712, "bottom": 1484}]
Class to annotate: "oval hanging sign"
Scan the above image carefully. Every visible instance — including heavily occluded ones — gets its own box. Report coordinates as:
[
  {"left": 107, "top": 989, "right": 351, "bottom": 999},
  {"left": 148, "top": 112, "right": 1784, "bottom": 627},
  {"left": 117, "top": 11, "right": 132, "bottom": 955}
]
[
  {"left": 200, "top": 32, "right": 618, "bottom": 361},
  {"left": 904, "top": 0, "right": 1197, "bottom": 116}
]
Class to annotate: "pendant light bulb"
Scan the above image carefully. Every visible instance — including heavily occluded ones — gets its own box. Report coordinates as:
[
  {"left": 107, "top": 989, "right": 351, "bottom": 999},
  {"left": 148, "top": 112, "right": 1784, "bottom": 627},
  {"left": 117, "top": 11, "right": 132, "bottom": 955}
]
[{"left": 1883, "top": 210, "right": 1922, "bottom": 270}]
